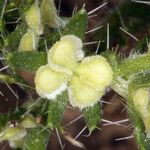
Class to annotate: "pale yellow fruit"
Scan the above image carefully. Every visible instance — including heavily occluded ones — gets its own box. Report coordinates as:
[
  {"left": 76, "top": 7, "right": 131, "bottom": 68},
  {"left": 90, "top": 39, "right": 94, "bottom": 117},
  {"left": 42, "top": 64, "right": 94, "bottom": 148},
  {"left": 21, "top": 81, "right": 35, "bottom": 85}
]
[
  {"left": 19, "top": 29, "right": 39, "bottom": 51},
  {"left": 40, "top": 0, "right": 64, "bottom": 28},
  {"left": 68, "top": 76, "right": 103, "bottom": 109},
  {"left": 48, "top": 35, "right": 84, "bottom": 75},
  {"left": 25, "top": 2, "right": 43, "bottom": 34},
  {"left": 35, "top": 65, "right": 69, "bottom": 99},
  {"left": 76, "top": 56, "right": 113, "bottom": 90}
]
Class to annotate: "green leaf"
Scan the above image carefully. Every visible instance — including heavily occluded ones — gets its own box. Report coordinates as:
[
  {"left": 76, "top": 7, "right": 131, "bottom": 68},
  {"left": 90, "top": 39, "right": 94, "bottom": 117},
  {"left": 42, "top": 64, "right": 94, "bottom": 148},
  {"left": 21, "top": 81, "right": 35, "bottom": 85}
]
[
  {"left": 135, "top": 128, "right": 150, "bottom": 150},
  {"left": 62, "top": 9, "right": 88, "bottom": 40},
  {"left": 6, "top": 51, "right": 47, "bottom": 72},
  {"left": 82, "top": 103, "right": 101, "bottom": 132},
  {"left": 23, "top": 128, "right": 50, "bottom": 150},
  {"left": 47, "top": 91, "right": 68, "bottom": 128}
]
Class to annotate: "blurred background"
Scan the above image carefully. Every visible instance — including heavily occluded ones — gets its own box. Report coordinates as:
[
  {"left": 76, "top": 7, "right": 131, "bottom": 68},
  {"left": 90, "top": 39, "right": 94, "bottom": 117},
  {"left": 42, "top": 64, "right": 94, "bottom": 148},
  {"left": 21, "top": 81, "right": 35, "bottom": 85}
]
[{"left": 0, "top": 0, "right": 150, "bottom": 149}]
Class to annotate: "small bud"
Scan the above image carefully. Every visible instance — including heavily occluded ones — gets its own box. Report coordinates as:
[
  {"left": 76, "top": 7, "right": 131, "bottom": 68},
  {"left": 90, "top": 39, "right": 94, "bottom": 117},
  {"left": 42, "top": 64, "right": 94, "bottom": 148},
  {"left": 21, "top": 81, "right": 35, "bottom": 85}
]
[
  {"left": 0, "top": 125, "right": 26, "bottom": 141},
  {"left": 21, "top": 114, "right": 37, "bottom": 128},
  {"left": 25, "top": 2, "right": 43, "bottom": 34},
  {"left": 40, "top": 0, "right": 64, "bottom": 28},
  {"left": 35, "top": 65, "right": 69, "bottom": 99},
  {"left": 48, "top": 35, "right": 84, "bottom": 75},
  {"left": 132, "top": 88, "right": 150, "bottom": 118},
  {"left": 19, "top": 29, "right": 39, "bottom": 51}
]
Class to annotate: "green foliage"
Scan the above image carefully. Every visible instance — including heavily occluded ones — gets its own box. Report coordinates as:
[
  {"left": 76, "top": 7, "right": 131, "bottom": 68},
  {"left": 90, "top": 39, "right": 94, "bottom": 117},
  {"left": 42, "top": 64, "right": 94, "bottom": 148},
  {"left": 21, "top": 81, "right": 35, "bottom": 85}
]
[
  {"left": 23, "top": 128, "right": 50, "bottom": 150},
  {"left": 129, "top": 72, "right": 150, "bottom": 92},
  {"left": 62, "top": 9, "right": 88, "bottom": 40},
  {"left": 47, "top": 91, "right": 68, "bottom": 128},
  {"left": 6, "top": 51, "right": 47, "bottom": 72},
  {"left": 83, "top": 103, "right": 101, "bottom": 132}
]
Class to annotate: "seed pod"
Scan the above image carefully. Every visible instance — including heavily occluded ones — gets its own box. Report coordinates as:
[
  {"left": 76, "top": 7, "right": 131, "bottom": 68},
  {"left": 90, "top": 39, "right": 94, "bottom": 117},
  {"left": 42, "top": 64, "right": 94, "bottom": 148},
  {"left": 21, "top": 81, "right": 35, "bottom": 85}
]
[
  {"left": 48, "top": 35, "right": 84, "bottom": 75},
  {"left": 35, "top": 65, "right": 69, "bottom": 99},
  {"left": 25, "top": 2, "right": 43, "bottom": 34}
]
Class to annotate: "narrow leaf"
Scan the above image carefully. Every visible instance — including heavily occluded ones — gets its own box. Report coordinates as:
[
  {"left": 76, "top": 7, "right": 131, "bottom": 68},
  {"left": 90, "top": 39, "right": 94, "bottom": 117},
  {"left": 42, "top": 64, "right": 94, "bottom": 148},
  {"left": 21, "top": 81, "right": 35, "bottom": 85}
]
[
  {"left": 6, "top": 51, "right": 47, "bottom": 72},
  {"left": 82, "top": 103, "right": 101, "bottom": 132},
  {"left": 47, "top": 91, "right": 68, "bottom": 128},
  {"left": 62, "top": 9, "right": 88, "bottom": 40}
]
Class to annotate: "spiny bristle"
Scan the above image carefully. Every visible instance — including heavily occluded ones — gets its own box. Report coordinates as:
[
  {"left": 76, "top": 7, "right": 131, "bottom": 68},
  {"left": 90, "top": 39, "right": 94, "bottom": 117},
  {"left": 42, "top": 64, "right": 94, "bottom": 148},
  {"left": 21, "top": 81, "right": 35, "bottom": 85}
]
[
  {"left": 119, "top": 27, "right": 138, "bottom": 42},
  {"left": 87, "top": 2, "right": 108, "bottom": 15},
  {"left": 85, "top": 25, "right": 103, "bottom": 34},
  {"left": 75, "top": 126, "right": 87, "bottom": 140}
]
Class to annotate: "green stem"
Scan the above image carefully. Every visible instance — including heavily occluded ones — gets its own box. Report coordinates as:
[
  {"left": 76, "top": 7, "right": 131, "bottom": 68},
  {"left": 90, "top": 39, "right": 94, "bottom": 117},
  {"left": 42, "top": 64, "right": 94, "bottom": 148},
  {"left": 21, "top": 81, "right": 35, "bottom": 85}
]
[{"left": 115, "top": 53, "right": 150, "bottom": 80}]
